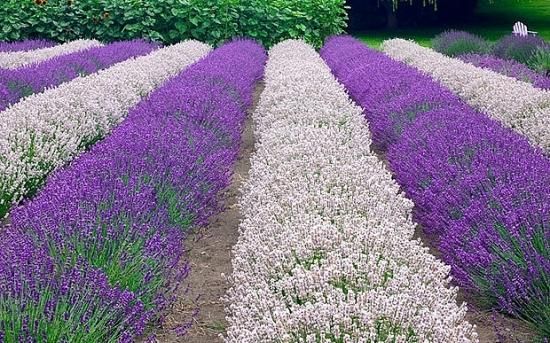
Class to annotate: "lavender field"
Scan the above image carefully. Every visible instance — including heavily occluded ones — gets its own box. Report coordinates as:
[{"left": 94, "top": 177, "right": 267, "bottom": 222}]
[{"left": 0, "top": 34, "right": 548, "bottom": 343}]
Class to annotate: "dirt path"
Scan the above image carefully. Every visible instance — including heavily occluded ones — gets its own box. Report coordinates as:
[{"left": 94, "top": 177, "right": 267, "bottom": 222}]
[{"left": 144, "top": 83, "right": 263, "bottom": 343}]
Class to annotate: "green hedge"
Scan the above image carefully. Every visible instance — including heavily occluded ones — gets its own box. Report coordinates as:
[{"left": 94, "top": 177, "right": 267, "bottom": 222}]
[{"left": 0, "top": 0, "right": 347, "bottom": 47}]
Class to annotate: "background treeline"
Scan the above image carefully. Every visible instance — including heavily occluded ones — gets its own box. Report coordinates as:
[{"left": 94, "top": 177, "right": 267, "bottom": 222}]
[
  {"left": 0, "top": 0, "right": 347, "bottom": 47},
  {"left": 347, "top": 0, "right": 478, "bottom": 30}
]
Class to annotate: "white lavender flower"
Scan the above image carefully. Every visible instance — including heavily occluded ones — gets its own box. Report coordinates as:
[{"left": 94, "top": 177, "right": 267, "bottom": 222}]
[
  {"left": 382, "top": 39, "right": 550, "bottom": 153},
  {"left": 224, "top": 40, "right": 478, "bottom": 342},
  {"left": 0, "top": 39, "right": 103, "bottom": 69},
  {"left": 0, "top": 40, "right": 211, "bottom": 218}
]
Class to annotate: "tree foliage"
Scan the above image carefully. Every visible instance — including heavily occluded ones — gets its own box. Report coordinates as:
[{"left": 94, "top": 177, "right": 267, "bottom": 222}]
[{"left": 0, "top": 0, "right": 348, "bottom": 47}]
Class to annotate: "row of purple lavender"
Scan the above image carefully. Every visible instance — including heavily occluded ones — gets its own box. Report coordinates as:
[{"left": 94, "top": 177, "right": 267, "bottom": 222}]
[
  {"left": 0, "top": 39, "right": 266, "bottom": 342},
  {"left": 321, "top": 35, "right": 550, "bottom": 338},
  {"left": 0, "top": 40, "right": 158, "bottom": 112},
  {"left": 432, "top": 30, "right": 550, "bottom": 89},
  {"left": 0, "top": 39, "right": 55, "bottom": 53},
  {"left": 458, "top": 53, "right": 550, "bottom": 90}
]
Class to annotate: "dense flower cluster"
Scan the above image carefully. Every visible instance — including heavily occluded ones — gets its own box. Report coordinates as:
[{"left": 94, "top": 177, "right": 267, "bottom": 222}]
[
  {"left": 0, "top": 39, "right": 101, "bottom": 69},
  {"left": 493, "top": 34, "right": 549, "bottom": 65},
  {"left": 0, "top": 41, "right": 211, "bottom": 219},
  {"left": 321, "top": 36, "right": 463, "bottom": 152},
  {"left": 389, "top": 110, "right": 550, "bottom": 337},
  {"left": 225, "top": 39, "right": 477, "bottom": 342},
  {"left": 1, "top": 39, "right": 266, "bottom": 342},
  {"left": 0, "top": 39, "right": 55, "bottom": 52},
  {"left": 0, "top": 40, "right": 158, "bottom": 112},
  {"left": 382, "top": 38, "right": 550, "bottom": 153},
  {"left": 459, "top": 53, "right": 550, "bottom": 90},
  {"left": 322, "top": 35, "right": 550, "bottom": 337},
  {"left": 432, "top": 30, "right": 490, "bottom": 57}
]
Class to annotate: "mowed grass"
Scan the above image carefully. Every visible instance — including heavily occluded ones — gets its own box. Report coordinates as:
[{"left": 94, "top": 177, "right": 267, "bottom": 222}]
[{"left": 356, "top": 0, "right": 550, "bottom": 48}]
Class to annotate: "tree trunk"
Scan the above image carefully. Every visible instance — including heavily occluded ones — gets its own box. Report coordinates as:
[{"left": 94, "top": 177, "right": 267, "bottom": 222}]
[
  {"left": 381, "top": 1, "right": 398, "bottom": 29},
  {"left": 387, "top": 10, "right": 398, "bottom": 28}
]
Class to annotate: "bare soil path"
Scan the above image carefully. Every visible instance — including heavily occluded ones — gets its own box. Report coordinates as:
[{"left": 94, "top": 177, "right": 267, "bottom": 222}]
[{"left": 144, "top": 83, "right": 263, "bottom": 343}]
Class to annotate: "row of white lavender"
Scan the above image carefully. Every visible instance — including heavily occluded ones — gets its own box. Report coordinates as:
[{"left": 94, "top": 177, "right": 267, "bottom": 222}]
[
  {"left": 0, "top": 40, "right": 211, "bottom": 218},
  {"left": 224, "top": 40, "right": 478, "bottom": 342},
  {"left": 0, "top": 39, "right": 102, "bottom": 69},
  {"left": 382, "top": 39, "right": 550, "bottom": 153}
]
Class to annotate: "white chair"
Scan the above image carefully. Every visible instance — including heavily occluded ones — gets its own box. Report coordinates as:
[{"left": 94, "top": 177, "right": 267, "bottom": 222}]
[{"left": 513, "top": 21, "right": 538, "bottom": 37}]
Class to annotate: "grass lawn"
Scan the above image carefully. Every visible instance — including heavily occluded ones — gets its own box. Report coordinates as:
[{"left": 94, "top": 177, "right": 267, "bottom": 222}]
[{"left": 356, "top": 0, "right": 550, "bottom": 48}]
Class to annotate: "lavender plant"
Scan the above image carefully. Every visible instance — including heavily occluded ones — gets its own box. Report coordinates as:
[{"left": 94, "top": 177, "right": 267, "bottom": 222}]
[
  {"left": 226, "top": 39, "right": 476, "bottom": 342},
  {"left": 382, "top": 39, "right": 550, "bottom": 153},
  {"left": 322, "top": 35, "right": 550, "bottom": 338},
  {"left": 320, "top": 35, "right": 463, "bottom": 151},
  {"left": 432, "top": 30, "right": 491, "bottom": 57},
  {"left": 0, "top": 41, "right": 211, "bottom": 219},
  {"left": 1, "top": 39, "right": 266, "bottom": 342},
  {"left": 528, "top": 46, "right": 550, "bottom": 77},
  {"left": 0, "top": 39, "right": 101, "bottom": 69},
  {"left": 0, "top": 39, "right": 55, "bottom": 52},
  {"left": 0, "top": 39, "right": 158, "bottom": 112},
  {"left": 493, "top": 34, "right": 549, "bottom": 66},
  {"left": 388, "top": 109, "right": 550, "bottom": 337},
  {"left": 0, "top": 230, "right": 150, "bottom": 342},
  {"left": 459, "top": 53, "right": 550, "bottom": 90}
]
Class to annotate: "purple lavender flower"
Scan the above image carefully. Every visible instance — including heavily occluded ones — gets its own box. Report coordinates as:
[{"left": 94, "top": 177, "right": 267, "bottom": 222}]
[
  {"left": 459, "top": 53, "right": 550, "bottom": 90},
  {"left": 432, "top": 30, "right": 491, "bottom": 57},
  {"left": 3, "top": 39, "right": 266, "bottom": 341},
  {"left": 493, "top": 34, "right": 549, "bottom": 65},
  {"left": 321, "top": 35, "right": 463, "bottom": 151},
  {"left": 388, "top": 109, "right": 550, "bottom": 336},
  {"left": 0, "top": 230, "right": 149, "bottom": 341},
  {"left": 321, "top": 35, "right": 550, "bottom": 337},
  {"left": 0, "top": 39, "right": 158, "bottom": 111},
  {"left": 0, "top": 39, "right": 55, "bottom": 53}
]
